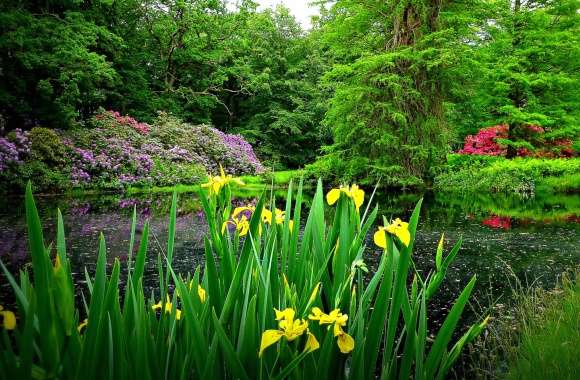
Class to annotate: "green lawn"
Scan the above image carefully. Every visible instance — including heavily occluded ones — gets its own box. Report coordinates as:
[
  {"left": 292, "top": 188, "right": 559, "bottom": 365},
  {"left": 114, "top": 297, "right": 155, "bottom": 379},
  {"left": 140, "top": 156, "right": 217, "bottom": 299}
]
[
  {"left": 239, "top": 170, "right": 305, "bottom": 187},
  {"left": 123, "top": 170, "right": 306, "bottom": 195}
]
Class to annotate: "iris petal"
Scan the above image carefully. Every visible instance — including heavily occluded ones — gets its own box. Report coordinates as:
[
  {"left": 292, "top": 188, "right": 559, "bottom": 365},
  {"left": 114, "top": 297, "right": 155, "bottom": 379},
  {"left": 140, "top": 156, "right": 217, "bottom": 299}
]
[
  {"left": 304, "top": 332, "right": 320, "bottom": 353},
  {"left": 1, "top": 310, "right": 16, "bottom": 330},
  {"left": 396, "top": 228, "right": 410, "bottom": 247},
  {"left": 77, "top": 318, "right": 88, "bottom": 333},
  {"left": 373, "top": 229, "right": 387, "bottom": 249},
  {"left": 337, "top": 332, "right": 355, "bottom": 353},
  {"left": 197, "top": 285, "right": 206, "bottom": 303},
  {"left": 326, "top": 188, "right": 341, "bottom": 205},
  {"left": 259, "top": 330, "right": 284, "bottom": 357},
  {"left": 351, "top": 186, "right": 365, "bottom": 210}
]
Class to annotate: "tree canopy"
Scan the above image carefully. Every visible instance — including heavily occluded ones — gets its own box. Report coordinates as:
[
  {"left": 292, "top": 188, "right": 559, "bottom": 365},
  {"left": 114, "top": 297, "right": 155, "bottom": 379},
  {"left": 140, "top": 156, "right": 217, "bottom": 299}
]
[{"left": 0, "top": 0, "right": 578, "bottom": 180}]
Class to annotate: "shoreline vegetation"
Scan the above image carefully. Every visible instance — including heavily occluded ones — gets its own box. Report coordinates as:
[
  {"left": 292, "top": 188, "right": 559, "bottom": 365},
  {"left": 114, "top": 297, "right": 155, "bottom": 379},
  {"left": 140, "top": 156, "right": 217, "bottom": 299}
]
[
  {"left": 466, "top": 268, "right": 580, "bottom": 379},
  {"left": 434, "top": 155, "right": 580, "bottom": 197},
  {"left": 0, "top": 170, "right": 306, "bottom": 198}
]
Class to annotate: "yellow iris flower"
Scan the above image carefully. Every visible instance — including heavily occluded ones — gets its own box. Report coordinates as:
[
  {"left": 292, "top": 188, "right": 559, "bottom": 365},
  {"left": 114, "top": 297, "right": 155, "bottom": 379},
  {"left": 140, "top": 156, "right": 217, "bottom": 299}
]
[
  {"left": 326, "top": 184, "right": 365, "bottom": 211},
  {"left": 232, "top": 205, "right": 255, "bottom": 218},
  {"left": 77, "top": 318, "right": 88, "bottom": 333},
  {"left": 264, "top": 208, "right": 294, "bottom": 231},
  {"left": 178, "top": 281, "right": 207, "bottom": 304},
  {"left": 309, "top": 307, "right": 355, "bottom": 354},
  {"left": 53, "top": 254, "right": 61, "bottom": 273},
  {"left": 374, "top": 218, "right": 411, "bottom": 248},
  {"left": 0, "top": 305, "right": 16, "bottom": 330},
  {"left": 221, "top": 214, "right": 250, "bottom": 236},
  {"left": 231, "top": 205, "right": 294, "bottom": 231},
  {"left": 259, "top": 308, "right": 319, "bottom": 357},
  {"left": 152, "top": 296, "right": 182, "bottom": 320},
  {"left": 201, "top": 165, "right": 245, "bottom": 195},
  {"left": 197, "top": 284, "right": 206, "bottom": 303}
]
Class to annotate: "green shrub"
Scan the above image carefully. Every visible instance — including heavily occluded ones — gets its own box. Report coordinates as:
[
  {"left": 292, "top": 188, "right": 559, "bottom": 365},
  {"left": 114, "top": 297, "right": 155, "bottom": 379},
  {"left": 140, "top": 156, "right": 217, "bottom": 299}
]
[
  {"left": 444, "top": 154, "right": 504, "bottom": 170},
  {"left": 150, "top": 159, "right": 206, "bottom": 187},
  {"left": 305, "top": 153, "right": 342, "bottom": 182},
  {"left": 28, "top": 127, "right": 69, "bottom": 167},
  {"left": 8, "top": 160, "right": 70, "bottom": 192},
  {"left": 435, "top": 156, "right": 580, "bottom": 195}
]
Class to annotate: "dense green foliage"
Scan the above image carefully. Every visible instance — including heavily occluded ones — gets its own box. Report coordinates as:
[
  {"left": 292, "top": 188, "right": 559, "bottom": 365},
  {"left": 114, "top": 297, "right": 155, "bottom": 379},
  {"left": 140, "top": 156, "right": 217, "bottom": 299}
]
[
  {"left": 311, "top": 0, "right": 488, "bottom": 185},
  {"left": 0, "top": 110, "right": 267, "bottom": 193},
  {"left": 450, "top": 0, "right": 580, "bottom": 153},
  {"left": 0, "top": 0, "right": 578, "bottom": 185},
  {"left": 0, "top": 1, "right": 326, "bottom": 168},
  {"left": 434, "top": 154, "right": 580, "bottom": 195},
  {"left": 314, "top": 0, "right": 579, "bottom": 185}
]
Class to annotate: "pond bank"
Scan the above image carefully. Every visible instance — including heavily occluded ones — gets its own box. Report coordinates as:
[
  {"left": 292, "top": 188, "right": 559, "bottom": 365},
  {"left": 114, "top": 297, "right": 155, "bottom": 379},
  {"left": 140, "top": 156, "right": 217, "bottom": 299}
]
[
  {"left": 434, "top": 155, "right": 580, "bottom": 197},
  {"left": 0, "top": 170, "right": 306, "bottom": 198},
  {"left": 463, "top": 268, "right": 580, "bottom": 379}
]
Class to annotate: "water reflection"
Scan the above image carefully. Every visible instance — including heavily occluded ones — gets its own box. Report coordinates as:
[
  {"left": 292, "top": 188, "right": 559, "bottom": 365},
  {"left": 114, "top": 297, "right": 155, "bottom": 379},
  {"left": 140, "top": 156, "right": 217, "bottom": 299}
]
[{"left": 1, "top": 189, "right": 578, "bottom": 319}]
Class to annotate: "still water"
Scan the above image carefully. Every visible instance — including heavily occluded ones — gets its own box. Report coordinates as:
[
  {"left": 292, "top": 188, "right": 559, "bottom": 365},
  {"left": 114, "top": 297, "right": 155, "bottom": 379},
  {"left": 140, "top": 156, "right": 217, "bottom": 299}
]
[{"left": 1, "top": 188, "right": 579, "bottom": 323}]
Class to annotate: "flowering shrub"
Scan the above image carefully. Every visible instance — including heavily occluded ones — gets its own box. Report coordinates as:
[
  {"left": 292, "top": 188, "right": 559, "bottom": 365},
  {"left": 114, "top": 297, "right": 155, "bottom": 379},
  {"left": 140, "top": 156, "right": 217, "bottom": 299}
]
[
  {"left": 95, "top": 110, "right": 151, "bottom": 135},
  {"left": 1, "top": 110, "right": 264, "bottom": 192},
  {"left": 537, "top": 139, "right": 575, "bottom": 158},
  {"left": 459, "top": 125, "right": 508, "bottom": 156},
  {"left": 524, "top": 124, "right": 544, "bottom": 134},
  {"left": 215, "top": 129, "right": 265, "bottom": 174},
  {"left": 68, "top": 134, "right": 158, "bottom": 186},
  {"left": 459, "top": 124, "right": 576, "bottom": 158},
  {"left": 149, "top": 112, "right": 264, "bottom": 175},
  {"left": 0, "top": 129, "right": 30, "bottom": 172},
  {"left": 0, "top": 129, "right": 70, "bottom": 194},
  {"left": 0, "top": 139, "right": 21, "bottom": 172}
]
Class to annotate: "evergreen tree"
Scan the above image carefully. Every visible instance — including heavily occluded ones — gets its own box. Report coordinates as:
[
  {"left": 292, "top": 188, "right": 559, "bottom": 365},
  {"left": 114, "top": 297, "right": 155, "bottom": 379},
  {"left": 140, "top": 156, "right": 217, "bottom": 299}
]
[
  {"left": 316, "top": 0, "right": 484, "bottom": 186},
  {"left": 451, "top": 0, "right": 580, "bottom": 155}
]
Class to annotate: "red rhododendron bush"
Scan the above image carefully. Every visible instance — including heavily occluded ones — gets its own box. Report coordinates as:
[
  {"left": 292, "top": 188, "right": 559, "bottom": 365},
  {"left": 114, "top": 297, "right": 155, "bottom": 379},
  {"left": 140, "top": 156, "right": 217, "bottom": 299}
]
[{"left": 459, "top": 124, "right": 575, "bottom": 158}]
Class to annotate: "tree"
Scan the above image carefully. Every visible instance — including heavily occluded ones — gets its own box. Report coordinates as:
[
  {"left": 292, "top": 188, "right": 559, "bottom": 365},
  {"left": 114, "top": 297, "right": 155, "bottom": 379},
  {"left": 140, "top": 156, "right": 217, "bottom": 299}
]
[
  {"left": 452, "top": 0, "right": 580, "bottom": 156},
  {"left": 0, "top": 1, "right": 326, "bottom": 167},
  {"left": 0, "top": 3, "right": 119, "bottom": 127},
  {"left": 315, "top": 0, "right": 485, "bottom": 186},
  {"left": 225, "top": 6, "right": 329, "bottom": 168}
]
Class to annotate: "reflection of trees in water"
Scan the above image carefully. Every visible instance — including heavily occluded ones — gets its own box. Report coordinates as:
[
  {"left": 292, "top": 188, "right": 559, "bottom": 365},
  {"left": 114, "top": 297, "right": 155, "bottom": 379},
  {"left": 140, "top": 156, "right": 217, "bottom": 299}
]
[{"left": 434, "top": 191, "right": 580, "bottom": 223}]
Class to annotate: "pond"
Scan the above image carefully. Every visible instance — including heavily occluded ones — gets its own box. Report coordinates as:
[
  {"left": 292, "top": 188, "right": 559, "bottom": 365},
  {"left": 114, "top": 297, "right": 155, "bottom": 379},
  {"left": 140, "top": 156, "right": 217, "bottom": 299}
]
[{"left": 1, "top": 187, "right": 579, "bottom": 330}]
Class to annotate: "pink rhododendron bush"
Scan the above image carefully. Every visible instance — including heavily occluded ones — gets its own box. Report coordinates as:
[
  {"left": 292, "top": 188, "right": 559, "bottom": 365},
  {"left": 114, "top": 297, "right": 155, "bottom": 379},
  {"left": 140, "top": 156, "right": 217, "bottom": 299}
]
[
  {"left": 0, "top": 110, "right": 264, "bottom": 192},
  {"left": 459, "top": 125, "right": 509, "bottom": 156},
  {"left": 458, "top": 124, "right": 576, "bottom": 158},
  {"left": 434, "top": 124, "right": 579, "bottom": 195}
]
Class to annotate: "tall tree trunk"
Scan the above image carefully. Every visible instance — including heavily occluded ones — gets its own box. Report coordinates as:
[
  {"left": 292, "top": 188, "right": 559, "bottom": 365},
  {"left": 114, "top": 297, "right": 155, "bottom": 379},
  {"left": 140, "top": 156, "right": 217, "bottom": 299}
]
[{"left": 506, "top": 0, "right": 524, "bottom": 158}]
